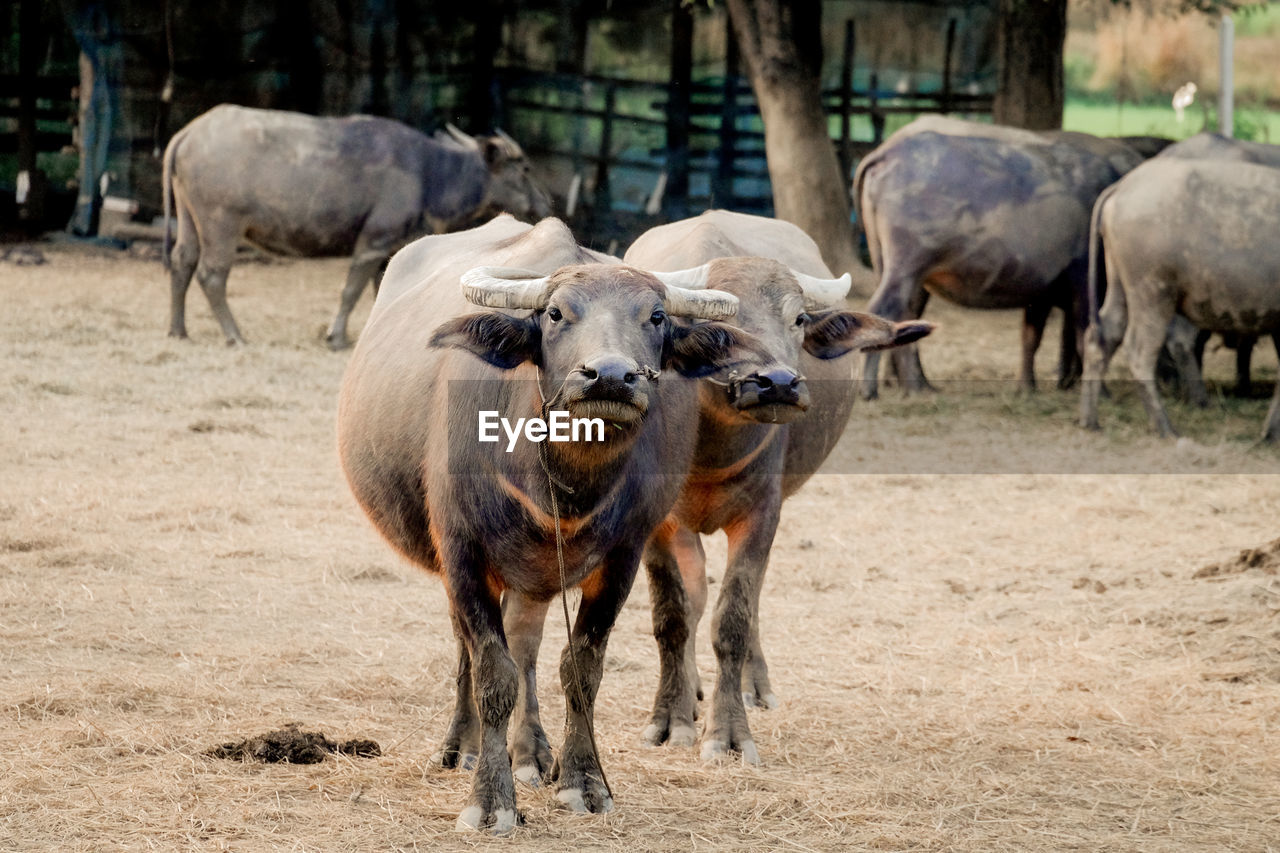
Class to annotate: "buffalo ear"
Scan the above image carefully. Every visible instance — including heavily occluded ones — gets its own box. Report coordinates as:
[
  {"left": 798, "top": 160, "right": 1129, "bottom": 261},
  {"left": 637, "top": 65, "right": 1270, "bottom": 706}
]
[
  {"left": 481, "top": 138, "right": 507, "bottom": 168},
  {"left": 802, "top": 310, "right": 935, "bottom": 360},
  {"left": 429, "top": 312, "right": 541, "bottom": 370},
  {"left": 664, "top": 321, "right": 769, "bottom": 379}
]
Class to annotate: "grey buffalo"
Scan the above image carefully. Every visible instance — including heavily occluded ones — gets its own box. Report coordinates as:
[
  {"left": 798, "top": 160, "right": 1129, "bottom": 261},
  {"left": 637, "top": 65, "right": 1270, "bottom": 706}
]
[
  {"left": 1155, "top": 133, "right": 1280, "bottom": 399},
  {"left": 336, "top": 215, "right": 768, "bottom": 832},
  {"left": 163, "top": 105, "right": 552, "bottom": 349},
  {"left": 625, "top": 210, "right": 933, "bottom": 762},
  {"left": 853, "top": 116, "right": 1140, "bottom": 397},
  {"left": 1079, "top": 158, "right": 1280, "bottom": 442}
]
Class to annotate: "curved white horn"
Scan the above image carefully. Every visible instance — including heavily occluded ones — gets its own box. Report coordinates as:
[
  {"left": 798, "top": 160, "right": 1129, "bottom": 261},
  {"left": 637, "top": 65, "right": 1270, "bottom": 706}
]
[
  {"left": 663, "top": 285, "right": 738, "bottom": 321},
  {"left": 494, "top": 127, "right": 524, "bottom": 157},
  {"left": 444, "top": 122, "right": 480, "bottom": 151},
  {"left": 793, "top": 270, "right": 851, "bottom": 306},
  {"left": 460, "top": 266, "right": 552, "bottom": 310},
  {"left": 649, "top": 263, "right": 712, "bottom": 291}
]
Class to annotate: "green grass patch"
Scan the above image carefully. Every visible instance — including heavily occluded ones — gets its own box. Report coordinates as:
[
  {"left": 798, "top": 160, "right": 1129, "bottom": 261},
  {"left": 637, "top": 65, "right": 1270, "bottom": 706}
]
[{"left": 1062, "top": 98, "right": 1280, "bottom": 142}]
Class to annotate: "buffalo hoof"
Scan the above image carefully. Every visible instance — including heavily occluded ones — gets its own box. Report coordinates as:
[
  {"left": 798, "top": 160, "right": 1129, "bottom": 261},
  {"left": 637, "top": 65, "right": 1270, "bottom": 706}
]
[
  {"left": 555, "top": 786, "right": 613, "bottom": 814},
  {"left": 513, "top": 764, "right": 544, "bottom": 788},
  {"left": 701, "top": 738, "right": 761, "bottom": 765},
  {"left": 642, "top": 722, "right": 696, "bottom": 748},
  {"left": 325, "top": 336, "right": 352, "bottom": 352},
  {"left": 431, "top": 748, "right": 478, "bottom": 772},
  {"left": 455, "top": 804, "right": 520, "bottom": 835},
  {"left": 742, "top": 690, "right": 780, "bottom": 710}
]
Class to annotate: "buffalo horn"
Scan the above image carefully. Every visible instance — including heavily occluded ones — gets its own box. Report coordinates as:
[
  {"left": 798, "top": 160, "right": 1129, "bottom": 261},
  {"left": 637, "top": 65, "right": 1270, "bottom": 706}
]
[
  {"left": 661, "top": 284, "right": 739, "bottom": 321},
  {"left": 444, "top": 122, "right": 480, "bottom": 151},
  {"left": 794, "top": 271, "right": 852, "bottom": 306},
  {"left": 649, "top": 264, "right": 712, "bottom": 292},
  {"left": 460, "top": 266, "right": 552, "bottom": 310},
  {"left": 493, "top": 128, "right": 525, "bottom": 158}
]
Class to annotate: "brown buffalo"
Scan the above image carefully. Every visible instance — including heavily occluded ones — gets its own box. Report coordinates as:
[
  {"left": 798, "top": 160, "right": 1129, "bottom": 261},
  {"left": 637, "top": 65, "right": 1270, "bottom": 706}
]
[
  {"left": 337, "top": 215, "right": 768, "bottom": 832},
  {"left": 624, "top": 210, "right": 933, "bottom": 762},
  {"left": 163, "top": 105, "right": 551, "bottom": 349}
]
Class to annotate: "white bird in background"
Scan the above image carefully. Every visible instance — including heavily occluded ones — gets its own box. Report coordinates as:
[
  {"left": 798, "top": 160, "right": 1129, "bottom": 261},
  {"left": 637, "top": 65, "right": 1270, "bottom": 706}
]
[{"left": 1173, "top": 82, "right": 1198, "bottom": 122}]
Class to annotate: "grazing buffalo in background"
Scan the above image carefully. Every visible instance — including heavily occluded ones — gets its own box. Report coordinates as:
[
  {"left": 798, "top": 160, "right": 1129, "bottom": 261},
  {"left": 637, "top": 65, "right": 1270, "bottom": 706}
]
[
  {"left": 1080, "top": 158, "right": 1280, "bottom": 442},
  {"left": 163, "top": 105, "right": 552, "bottom": 349},
  {"left": 1154, "top": 133, "right": 1280, "bottom": 399},
  {"left": 853, "top": 116, "right": 1140, "bottom": 398},
  {"left": 624, "top": 210, "right": 933, "bottom": 762},
  {"left": 337, "top": 215, "right": 768, "bottom": 832}
]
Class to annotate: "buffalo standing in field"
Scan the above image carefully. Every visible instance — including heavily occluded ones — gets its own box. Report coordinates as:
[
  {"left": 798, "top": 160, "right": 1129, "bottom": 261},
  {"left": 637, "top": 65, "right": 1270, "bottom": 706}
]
[
  {"left": 1154, "top": 133, "right": 1280, "bottom": 401},
  {"left": 163, "top": 105, "right": 552, "bottom": 349},
  {"left": 336, "top": 215, "right": 768, "bottom": 832},
  {"left": 624, "top": 210, "right": 933, "bottom": 762},
  {"left": 1079, "top": 158, "right": 1280, "bottom": 442},
  {"left": 853, "top": 116, "right": 1141, "bottom": 397}
]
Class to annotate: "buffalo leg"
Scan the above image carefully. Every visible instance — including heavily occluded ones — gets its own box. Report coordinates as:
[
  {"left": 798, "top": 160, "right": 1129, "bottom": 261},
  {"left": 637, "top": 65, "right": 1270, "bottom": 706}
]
[
  {"left": 1236, "top": 335, "right": 1257, "bottom": 397},
  {"left": 1079, "top": 269, "right": 1128, "bottom": 430},
  {"left": 553, "top": 548, "right": 642, "bottom": 814},
  {"left": 1164, "top": 316, "right": 1209, "bottom": 408},
  {"left": 887, "top": 288, "right": 933, "bottom": 394},
  {"left": 1263, "top": 334, "right": 1280, "bottom": 443},
  {"left": 1126, "top": 311, "right": 1179, "bottom": 439},
  {"left": 1057, "top": 302, "right": 1082, "bottom": 389},
  {"left": 1019, "top": 298, "right": 1053, "bottom": 393},
  {"left": 443, "top": 541, "right": 520, "bottom": 834},
  {"left": 188, "top": 213, "right": 244, "bottom": 345},
  {"left": 432, "top": 611, "right": 481, "bottom": 771},
  {"left": 701, "top": 484, "right": 782, "bottom": 764},
  {"left": 862, "top": 271, "right": 913, "bottom": 400},
  {"left": 641, "top": 521, "right": 706, "bottom": 749},
  {"left": 167, "top": 191, "right": 199, "bottom": 339},
  {"left": 502, "top": 591, "right": 554, "bottom": 786},
  {"left": 326, "top": 244, "right": 388, "bottom": 350}
]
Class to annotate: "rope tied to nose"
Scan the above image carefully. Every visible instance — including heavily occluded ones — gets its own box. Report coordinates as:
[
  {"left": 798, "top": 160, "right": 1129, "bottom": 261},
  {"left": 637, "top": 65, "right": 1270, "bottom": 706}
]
[{"left": 533, "top": 367, "right": 612, "bottom": 802}]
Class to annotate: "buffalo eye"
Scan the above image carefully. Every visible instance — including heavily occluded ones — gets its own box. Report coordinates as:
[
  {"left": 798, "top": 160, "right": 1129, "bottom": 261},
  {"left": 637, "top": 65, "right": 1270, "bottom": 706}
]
[
  {"left": 795, "top": 312, "right": 809, "bottom": 327},
  {"left": 547, "top": 306, "right": 563, "bottom": 322},
  {"left": 650, "top": 309, "right": 666, "bottom": 327}
]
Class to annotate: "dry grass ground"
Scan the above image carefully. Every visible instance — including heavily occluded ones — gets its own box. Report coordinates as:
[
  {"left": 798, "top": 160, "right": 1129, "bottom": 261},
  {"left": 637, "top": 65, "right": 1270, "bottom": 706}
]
[{"left": 2, "top": 244, "right": 1279, "bottom": 852}]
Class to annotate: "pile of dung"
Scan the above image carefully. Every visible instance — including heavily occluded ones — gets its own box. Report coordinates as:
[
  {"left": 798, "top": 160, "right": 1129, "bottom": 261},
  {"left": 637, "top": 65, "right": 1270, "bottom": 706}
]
[
  {"left": 207, "top": 724, "right": 381, "bottom": 764},
  {"left": 1193, "top": 538, "right": 1280, "bottom": 580}
]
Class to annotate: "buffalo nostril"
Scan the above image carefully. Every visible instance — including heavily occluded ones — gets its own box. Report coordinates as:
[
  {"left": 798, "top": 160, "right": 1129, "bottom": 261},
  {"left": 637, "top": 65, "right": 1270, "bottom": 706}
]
[
  {"left": 754, "top": 374, "right": 774, "bottom": 389},
  {"left": 580, "top": 367, "right": 598, "bottom": 381},
  {"left": 623, "top": 372, "right": 637, "bottom": 385}
]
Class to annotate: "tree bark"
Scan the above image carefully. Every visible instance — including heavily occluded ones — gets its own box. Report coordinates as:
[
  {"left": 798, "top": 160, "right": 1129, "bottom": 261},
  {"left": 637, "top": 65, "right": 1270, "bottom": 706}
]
[
  {"left": 993, "top": 0, "right": 1067, "bottom": 130},
  {"left": 725, "top": 0, "right": 862, "bottom": 282}
]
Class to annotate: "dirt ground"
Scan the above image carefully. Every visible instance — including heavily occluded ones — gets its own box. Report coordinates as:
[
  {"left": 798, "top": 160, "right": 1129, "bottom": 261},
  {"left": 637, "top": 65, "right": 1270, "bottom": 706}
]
[{"left": 2, "top": 243, "right": 1279, "bottom": 852}]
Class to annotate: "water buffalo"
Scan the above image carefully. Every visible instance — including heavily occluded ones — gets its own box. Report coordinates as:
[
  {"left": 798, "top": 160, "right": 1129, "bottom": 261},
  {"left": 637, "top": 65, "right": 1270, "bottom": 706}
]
[
  {"left": 1154, "top": 133, "right": 1280, "bottom": 397},
  {"left": 624, "top": 210, "right": 933, "bottom": 762},
  {"left": 853, "top": 116, "right": 1139, "bottom": 397},
  {"left": 337, "top": 215, "right": 769, "bottom": 832},
  {"left": 1079, "top": 158, "right": 1280, "bottom": 442},
  {"left": 163, "top": 105, "right": 552, "bottom": 349}
]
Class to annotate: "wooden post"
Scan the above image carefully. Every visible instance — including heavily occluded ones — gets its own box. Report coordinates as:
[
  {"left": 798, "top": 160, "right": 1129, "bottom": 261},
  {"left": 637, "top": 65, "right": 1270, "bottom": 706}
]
[
  {"left": 594, "top": 82, "right": 615, "bottom": 213},
  {"left": 869, "top": 71, "right": 884, "bottom": 144},
  {"left": 713, "top": 17, "right": 740, "bottom": 209},
  {"left": 838, "top": 19, "right": 854, "bottom": 182},
  {"left": 1220, "top": 14, "right": 1234, "bottom": 137},
  {"left": 16, "top": 0, "right": 44, "bottom": 224},
  {"left": 941, "top": 18, "right": 956, "bottom": 115},
  {"left": 664, "top": 0, "right": 692, "bottom": 221}
]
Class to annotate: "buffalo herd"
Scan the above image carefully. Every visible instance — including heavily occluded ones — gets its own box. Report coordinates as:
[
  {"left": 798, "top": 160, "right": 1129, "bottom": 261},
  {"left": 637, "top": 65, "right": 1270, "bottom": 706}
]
[{"left": 158, "top": 105, "right": 1278, "bottom": 832}]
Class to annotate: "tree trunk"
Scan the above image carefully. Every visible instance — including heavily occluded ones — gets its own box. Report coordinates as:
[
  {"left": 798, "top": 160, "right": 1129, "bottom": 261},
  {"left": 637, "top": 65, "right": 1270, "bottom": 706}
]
[
  {"left": 725, "top": 0, "right": 862, "bottom": 282},
  {"left": 993, "top": 0, "right": 1067, "bottom": 130}
]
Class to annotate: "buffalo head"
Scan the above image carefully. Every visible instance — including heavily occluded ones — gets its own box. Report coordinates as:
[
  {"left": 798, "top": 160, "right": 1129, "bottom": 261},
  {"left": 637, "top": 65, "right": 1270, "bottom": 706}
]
[
  {"left": 665, "top": 257, "right": 933, "bottom": 424},
  {"left": 445, "top": 124, "right": 553, "bottom": 223},
  {"left": 430, "top": 263, "right": 767, "bottom": 452}
]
